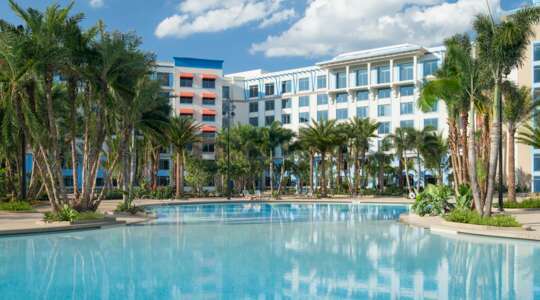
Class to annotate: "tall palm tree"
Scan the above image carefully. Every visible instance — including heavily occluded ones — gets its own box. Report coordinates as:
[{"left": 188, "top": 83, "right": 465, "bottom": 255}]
[
  {"left": 411, "top": 127, "right": 438, "bottom": 192},
  {"left": 502, "top": 81, "right": 538, "bottom": 202},
  {"left": 348, "top": 117, "right": 379, "bottom": 196},
  {"left": 167, "top": 116, "right": 201, "bottom": 199},
  {"left": 259, "top": 121, "right": 294, "bottom": 195},
  {"left": 385, "top": 127, "right": 415, "bottom": 195},
  {"left": 296, "top": 129, "right": 317, "bottom": 196},
  {"left": 300, "top": 119, "right": 337, "bottom": 197},
  {"left": 421, "top": 133, "right": 448, "bottom": 185},
  {"left": 474, "top": 6, "right": 540, "bottom": 215}
]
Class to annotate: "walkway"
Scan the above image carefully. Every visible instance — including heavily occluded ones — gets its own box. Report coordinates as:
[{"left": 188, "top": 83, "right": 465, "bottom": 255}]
[{"left": 400, "top": 210, "right": 540, "bottom": 242}]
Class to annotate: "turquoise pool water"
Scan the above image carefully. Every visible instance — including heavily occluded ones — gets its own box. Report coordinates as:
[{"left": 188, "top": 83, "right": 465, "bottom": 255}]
[{"left": 1, "top": 203, "right": 540, "bottom": 299}]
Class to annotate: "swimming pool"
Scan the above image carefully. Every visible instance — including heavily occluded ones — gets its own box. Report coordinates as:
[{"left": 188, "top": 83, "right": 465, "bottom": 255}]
[{"left": 1, "top": 203, "right": 539, "bottom": 299}]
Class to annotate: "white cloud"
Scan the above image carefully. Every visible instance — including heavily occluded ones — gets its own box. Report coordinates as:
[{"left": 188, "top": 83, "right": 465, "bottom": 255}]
[
  {"left": 250, "top": 0, "right": 502, "bottom": 57},
  {"left": 259, "top": 8, "right": 296, "bottom": 28},
  {"left": 89, "top": 0, "right": 104, "bottom": 8},
  {"left": 155, "top": 0, "right": 295, "bottom": 39}
]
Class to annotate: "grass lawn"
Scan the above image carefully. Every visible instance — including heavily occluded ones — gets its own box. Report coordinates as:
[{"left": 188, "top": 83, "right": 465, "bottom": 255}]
[
  {"left": 502, "top": 198, "right": 540, "bottom": 209},
  {"left": 0, "top": 201, "right": 34, "bottom": 212},
  {"left": 444, "top": 209, "right": 521, "bottom": 227}
]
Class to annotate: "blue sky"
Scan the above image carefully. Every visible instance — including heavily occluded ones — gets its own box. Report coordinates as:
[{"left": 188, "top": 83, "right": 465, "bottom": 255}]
[{"left": 0, "top": 0, "right": 530, "bottom": 73}]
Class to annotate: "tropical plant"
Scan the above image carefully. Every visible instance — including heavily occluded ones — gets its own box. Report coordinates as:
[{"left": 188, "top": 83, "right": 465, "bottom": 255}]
[
  {"left": 348, "top": 117, "right": 379, "bottom": 196},
  {"left": 502, "top": 81, "right": 538, "bottom": 202},
  {"left": 455, "top": 184, "right": 473, "bottom": 210},
  {"left": 412, "top": 184, "right": 452, "bottom": 216},
  {"left": 167, "top": 117, "right": 201, "bottom": 198},
  {"left": 385, "top": 127, "right": 415, "bottom": 195}
]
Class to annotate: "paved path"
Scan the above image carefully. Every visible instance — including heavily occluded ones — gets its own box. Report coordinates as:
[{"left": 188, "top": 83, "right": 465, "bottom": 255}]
[{"left": 400, "top": 211, "right": 540, "bottom": 242}]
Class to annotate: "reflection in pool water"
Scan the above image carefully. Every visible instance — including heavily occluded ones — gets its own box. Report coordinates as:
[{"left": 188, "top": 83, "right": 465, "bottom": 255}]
[{"left": 0, "top": 203, "right": 539, "bottom": 299}]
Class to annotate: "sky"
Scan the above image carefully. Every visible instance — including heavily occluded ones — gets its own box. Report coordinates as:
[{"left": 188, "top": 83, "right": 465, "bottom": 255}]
[{"left": 0, "top": 0, "right": 532, "bottom": 74}]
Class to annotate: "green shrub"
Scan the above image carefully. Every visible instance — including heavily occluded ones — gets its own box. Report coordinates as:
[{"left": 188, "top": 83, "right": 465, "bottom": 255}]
[
  {"left": 151, "top": 186, "right": 174, "bottom": 199},
  {"left": 412, "top": 184, "right": 452, "bottom": 216},
  {"left": 502, "top": 199, "right": 540, "bottom": 209},
  {"left": 455, "top": 184, "right": 473, "bottom": 210},
  {"left": 444, "top": 209, "right": 521, "bottom": 227},
  {"left": 105, "top": 189, "right": 124, "bottom": 200},
  {"left": 115, "top": 202, "right": 145, "bottom": 215},
  {"left": 76, "top": 211, "right": 105, "bottom": 221},
  {"left": 0, "top": 201, "right": 33, "bottom": 212},
  {"left": 43, "top": 205, "right": 79, "bottom": 222}
]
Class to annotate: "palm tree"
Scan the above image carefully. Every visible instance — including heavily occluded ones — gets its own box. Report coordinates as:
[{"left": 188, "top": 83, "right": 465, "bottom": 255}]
[
  {"left": 300, "top": 119, "right": 337, "bottom": 197},
  {"left": 259, "top": 121, "right": 294, "bottom": 195},
  {"left": 410, "top": 127, "right": 439, "bottom": 192},
  {"left": 421, "top": 133, "right": 448, "bottom": 185},
  {"left": 347, "top": 118, "right": 379, "bottom": 196},
  {"left": 296, "top": 130, "right": 317, "bottom": 196},
  {"left": 502, "top": 81, "right": 538, "bottom": 202},
  {"left": 474, "top": 6, "right": 540, "bottom": 215},
  {"left": 385, "top": 127, "right": 415, "bottom": 195},
  {"left": 167, "top": 116, "right": 201, "bottom": 199}
]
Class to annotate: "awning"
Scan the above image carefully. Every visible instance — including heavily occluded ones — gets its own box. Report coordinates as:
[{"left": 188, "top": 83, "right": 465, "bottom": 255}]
[
  {"left": 202, "top": 109, "right": 217, "bottom": 116},
  {"left": 202, "top": 74, "right": 218, "bottom": 80},
  {"left": 201, "top": 125, "right": 217, "bottom": 133},
  {"left": 179, "top": 73, "right": 194, "bottom": 78},
  {"left": 179, "top": 91, "right": 194, "bottom": 98},
  {"left": 201, "top": 92, "right": 216, "bottom": 99},
  {"left": 179, "top": 108, "right": 194, "bottom": 115}
]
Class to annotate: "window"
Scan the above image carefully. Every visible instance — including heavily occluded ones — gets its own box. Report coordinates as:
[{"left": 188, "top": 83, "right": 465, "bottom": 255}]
[
  {"left": 265, "top": 100, "right": 275, "bottom": 111},
  {"left": 377, "top": 65, "right": 390, "bottom": 84},
  {"left": 534, "top": 176, "right": 540, "bottom": 192},
  {"left": 425, "top": 100, "right": 438, "bottom": 112},
  {"left": 423, "top": 60, "right": 439, "bottom": 77},
  {"left": 64, "top": 176, "right": 74, "bottom": 187},
  {"left": 157, "top": 72, "right": 171, "bottom": 87},
  {"left": 378, "top": 88, "right": 391, "bottom": 99},
  {"left": 202, "top": 78, "right": 215, "bottom": 89},
  {"left": 378, "top": 104, "right": 391, "bottom": 117},
  {"left": 535, "top": 44, "right": 540, "bottom": 62},
  {"left": 535, "top": 66, "right": 540, "bottom": 83},
  {"left": 265, "top": 115, "right": 275, "bottom": 126},
  {"left": 249, "top": 117, "right": 258, "bottom": 126},
  {"left": 282, "top": 114, "right": 291, "bottom": 124},
  {"left": 180, "top": 77, "right": 193, "bottom": 87},
  {"left": 159, "top": 159, "right": 170, "bottom": 170},
  {"left": 336, "top": 72, "right": 347, "bottom": 89},
  {"left": 282, "top": 98, "right": 291, "bottom": 109},
  {"left": 202, "top": 132, "right": 216, "bottom": 139},
  {"left": 222, "top": 86, "right": 230, "bottom": 99},
  {"left": 281, "top": 80, "right": 292, "bottom": 94},
  {"left": 400, "top": 120, "right": 414, "bottom": 128},
  {"left": 424, "top": 118, "right": 438, "bottom": 130},
  {"left": 298, "top": 78, "right": 310, "bottom": 91},
  {"left": 265, "top": 83, "right": 275, "bottom": 96},
  {"left": 299, "top": 112, "right": 310, "bottom": 123},
  {"left": 202, "top": 98, "right": 215, "bottom": 105},
  {"left": 357, "top": 106, "right": 368, "bottom": 118},
  {"left": 317, "top": 110, "right": 328, "bottom": 121},
  {"left": 357, "top": 90, "right": 369, "bottom": 101},
  {"left": 317, "top": 94, "right": 328, "bottom": 105},
  {"left": 400, "top": 102, "right": 414, "bottom": 115},
  {"left": 202, "top": 115, "right": 216, "bottom": 122},
  {"left": 356, "top": 69, "right": 368, "bottom": 86},
  {"left": 157, "top": 176, "right": 170, "bottom": 187},
  {"left": 249, "top": 85, "right": 259, "bottom": 98},
  {"left": 399, "top": 63, "right": 413, "bottom": 81},
  {"left": 336, "top": 108, "right": 348, "bottom": 120},
  {"left": 249, "top": 102, "right": 258, "bottom": 113},
  {"left": 180, "top": 97, "right": 193, "bottom": 104},
  {"left": 400, "top": 85, "right": 414, "bottom": 97},
  {"left": 299, "top": 96, "right": 310, "bottom": 107},
  {"left": 202, "top": 143, "right": 215, "bottom": 153},
  {"left": 336, "top": 93, "right": 348, "bottom": 103},
  {"left": 159, "top": 146, "right": 169, "bottom": 154},
  {"left": 534, "top": 154, "right": 540, "bottom": 172},
  {"left": 378, "top": 122, "right": 390, "bottom": 134},
  {"left": 317, "top": 75, "right": 327, "bottom": 89}
]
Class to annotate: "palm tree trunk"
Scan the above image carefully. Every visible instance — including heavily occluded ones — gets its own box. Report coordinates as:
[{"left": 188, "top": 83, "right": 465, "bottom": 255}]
[
  {"left": 121, "top": 127, "right": 130, "bottom": 206},
  {"left": 467, "top": 97, "right": 483, "bottom": 213},
  {"left": 506, "top": 125, "right": 517, "bottom": 202},
  {"left": 68, "top": 78, "right": 79, "bottom": 199},
  {"left": 461, "top": 111, "right": 470, "bottom": 184},
  {"left": 416, "top": 152, "right": 421, "bottom": 192},
  {"left": 320, "top": 153, "right": 327, "bottom": 197},
  {"left": 175, "top": 151, "right": 185, "bottom": 198},
  {"left": 269, "top": 150, "right": 274, "bottom": 195},
  {"left": 337, "top": 148, "right": 343, "bottom": 192},
  {"left": 309, "top": 152, "right": 314, "bottom": 196},
  {"left": 403, "top": 156, "right": 413, "bottom": 195},
  {"left": 484, "top": 81, "right": 502, "bottom": 216},
  {"left": 353, "top": 149, "right": 360, "bottom": 196}
]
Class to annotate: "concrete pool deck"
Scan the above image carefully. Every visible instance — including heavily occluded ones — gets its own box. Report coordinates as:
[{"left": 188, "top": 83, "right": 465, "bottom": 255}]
[{"left": 2, "top": 197, "right": 540, "bottom": 242}]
